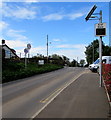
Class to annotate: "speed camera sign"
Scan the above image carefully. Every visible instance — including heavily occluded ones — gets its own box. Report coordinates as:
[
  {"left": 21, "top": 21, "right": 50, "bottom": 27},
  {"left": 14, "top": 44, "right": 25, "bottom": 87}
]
[{"left": 95, "top": 23, "right": 106, "bottom": 36}]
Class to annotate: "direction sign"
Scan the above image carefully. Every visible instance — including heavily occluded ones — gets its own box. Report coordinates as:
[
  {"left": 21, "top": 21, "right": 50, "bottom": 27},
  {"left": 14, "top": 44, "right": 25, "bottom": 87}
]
[
  {"left": 24, "top": 48, "right": 29, "bottom": 54},
  {"left": 27, "top": 43, "right": 31, "bottom": 49},
  {"left": 95, "top": 23, "right": 106, "bottom": 36}
]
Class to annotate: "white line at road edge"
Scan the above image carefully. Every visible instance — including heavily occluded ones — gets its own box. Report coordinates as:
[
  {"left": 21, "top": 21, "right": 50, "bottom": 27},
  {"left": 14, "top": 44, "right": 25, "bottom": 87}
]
[{"left": 31, "top": 70, "right": 87, "bottom": 119}]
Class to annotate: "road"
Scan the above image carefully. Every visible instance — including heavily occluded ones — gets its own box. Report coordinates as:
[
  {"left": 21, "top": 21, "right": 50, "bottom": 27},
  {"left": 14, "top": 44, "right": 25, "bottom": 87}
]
[{"left": 2, "top": 67, "right": 86, "bottom": 118}]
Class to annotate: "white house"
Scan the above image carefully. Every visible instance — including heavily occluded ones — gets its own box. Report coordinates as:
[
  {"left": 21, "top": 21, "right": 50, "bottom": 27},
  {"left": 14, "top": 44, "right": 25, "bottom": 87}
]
[{"left": 2, "top": 40, "right": 19, "bottom": 59}]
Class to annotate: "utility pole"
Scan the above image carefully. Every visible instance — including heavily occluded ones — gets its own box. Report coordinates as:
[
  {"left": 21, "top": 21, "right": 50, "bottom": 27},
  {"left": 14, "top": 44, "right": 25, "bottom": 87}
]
[{"left": 47, "top": 35, "right": 48, "bottom": 63}]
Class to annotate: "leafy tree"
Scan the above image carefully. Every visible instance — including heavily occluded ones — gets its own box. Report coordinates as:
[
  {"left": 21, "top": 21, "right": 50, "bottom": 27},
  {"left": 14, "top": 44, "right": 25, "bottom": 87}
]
[
  {"left": 85, "top": 39, "right": 111, "bottom": 64},
  {"left": 70, "top": 59, "right": 78, "bottom": 67},
  {"left": 80, "top": 59, "right": 85, "bottom": 67},
  {"left": 51, "top": 54, "right": 70, "bottom": 66},
  {"left": 62, "top": 55, "right": 70, "bottom": 65}
]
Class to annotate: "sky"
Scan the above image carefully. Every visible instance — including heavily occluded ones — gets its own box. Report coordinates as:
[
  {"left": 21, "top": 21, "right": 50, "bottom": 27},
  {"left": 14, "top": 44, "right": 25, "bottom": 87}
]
[{"left": 1, "top": 1, "right": 110, "bottom": 62}]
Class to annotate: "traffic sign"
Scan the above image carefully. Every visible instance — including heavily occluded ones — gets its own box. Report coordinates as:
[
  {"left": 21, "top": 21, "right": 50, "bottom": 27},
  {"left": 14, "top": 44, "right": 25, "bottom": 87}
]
[
  {"left": 27, "top": 43, "right": 31, "bottom": 49},
  {"left": 24, "top": 48, "right": 29, "bottom": 54},
  {"left": 95, "top": 23, "right": 106, "bottom": 36}
]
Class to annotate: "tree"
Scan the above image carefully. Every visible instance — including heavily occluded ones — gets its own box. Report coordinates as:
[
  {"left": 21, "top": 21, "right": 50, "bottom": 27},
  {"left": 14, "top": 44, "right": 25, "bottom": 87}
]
[
  {"left": 70, "top": 59, "right": 77, "bottom": 67},
  {"left": 62, "top": 55, "right": 70, "bottom": 65},
  {"left": 51, "top": 54, "right": 70, "bottom": 66},
  {"left": 85, "top": 39, "right": 111, "bottom": 65},
  {"left": 80, "top": 59, "right": 85, "bottom": 67},
  {"left": 85, "top": 39, "right": 99, "bottom": 64}
]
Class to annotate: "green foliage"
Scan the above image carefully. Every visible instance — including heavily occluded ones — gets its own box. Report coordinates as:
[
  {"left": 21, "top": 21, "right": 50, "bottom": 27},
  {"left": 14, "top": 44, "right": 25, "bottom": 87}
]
[
  {"left": 69, "top": 59, "right": 78, "bottom": 67},
  {"left": 50, "top": 54, "right": 70, "bottom": 66},
  {"left": 80, "top": 59, "right": 85, "bottom": 67},
  {"left": 85, "top": 39, "right": 111, "bottom": 64},
  {"left": 2, "top": 62, "right": 63, "bottom": 83}
]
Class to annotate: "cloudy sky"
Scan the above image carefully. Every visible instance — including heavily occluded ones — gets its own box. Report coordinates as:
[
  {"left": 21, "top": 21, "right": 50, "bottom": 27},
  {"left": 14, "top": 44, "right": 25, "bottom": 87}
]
[{"left": 1, "top": 1, "right": 109, "bottom": 62}]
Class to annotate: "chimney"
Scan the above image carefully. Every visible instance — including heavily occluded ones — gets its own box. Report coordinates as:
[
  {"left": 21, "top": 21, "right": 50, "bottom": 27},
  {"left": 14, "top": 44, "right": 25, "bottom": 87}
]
[{"left": 2, "top": 39, "right": 5, "bottom": 45}]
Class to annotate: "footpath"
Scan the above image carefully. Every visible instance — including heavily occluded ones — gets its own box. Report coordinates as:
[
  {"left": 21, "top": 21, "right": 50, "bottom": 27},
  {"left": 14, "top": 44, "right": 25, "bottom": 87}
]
[{"left": 36, "top": 70, "right": 110, "bottom": 118}]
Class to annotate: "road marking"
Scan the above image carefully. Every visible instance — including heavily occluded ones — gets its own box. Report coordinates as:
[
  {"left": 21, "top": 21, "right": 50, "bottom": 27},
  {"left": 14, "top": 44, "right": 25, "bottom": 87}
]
[
  {"left": 40, "top": 83, "right": 67, "bottom": 103},
  {"left": 40, "top": 87, "right": 62, "bottom": 103},
  {"left": 31, "top": 70, "right": 87, "bottom": 119}
]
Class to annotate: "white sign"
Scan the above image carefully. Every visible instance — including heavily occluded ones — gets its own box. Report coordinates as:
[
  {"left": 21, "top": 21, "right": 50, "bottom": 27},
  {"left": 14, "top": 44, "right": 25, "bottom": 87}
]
[
  {"left": 27, "top": 44, "right": 31, "bottom": 49},
  {"left": 38, "top": 60, "right": 44, "bottom": 65},
  {"left": 95, "top": 23, "right": 106, "bottom": 36},
  {"left": 96, "top": 23, "right": 106, "bottom": 29}
]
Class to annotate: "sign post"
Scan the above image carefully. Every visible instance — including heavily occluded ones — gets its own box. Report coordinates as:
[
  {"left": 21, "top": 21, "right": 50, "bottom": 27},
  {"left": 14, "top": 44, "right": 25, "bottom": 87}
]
[
  {"left": 99, "top": 10, "right": 103, "bottom": 87},
  {"left": 24, "top": 48, "right": 28, "bottom": 69},
  {"left": 85, "top": 5, "right": 106, "bottom": 87}
]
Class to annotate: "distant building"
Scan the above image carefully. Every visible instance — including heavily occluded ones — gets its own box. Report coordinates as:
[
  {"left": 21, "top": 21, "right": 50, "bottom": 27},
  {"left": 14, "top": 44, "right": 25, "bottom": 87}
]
[{"left": 1, "top": 39, "right": 19, "bottom": 59}]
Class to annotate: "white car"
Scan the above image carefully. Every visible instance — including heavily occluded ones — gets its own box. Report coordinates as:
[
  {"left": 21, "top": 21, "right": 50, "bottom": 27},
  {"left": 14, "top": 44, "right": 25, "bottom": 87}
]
[{"left": 89, "top": 56, "right": 111, "bottom": 72}]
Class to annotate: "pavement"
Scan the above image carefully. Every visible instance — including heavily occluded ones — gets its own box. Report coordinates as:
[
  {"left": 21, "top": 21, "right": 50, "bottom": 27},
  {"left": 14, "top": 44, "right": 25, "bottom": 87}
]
[{"left": 36, "top": 70, "right": 110, "bottom": 118}]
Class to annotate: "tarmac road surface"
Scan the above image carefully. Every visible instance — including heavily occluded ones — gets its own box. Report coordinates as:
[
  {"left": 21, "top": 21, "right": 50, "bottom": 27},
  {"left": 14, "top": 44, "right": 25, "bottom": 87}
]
[{"left": 2, "top": 67, "right": 86, "bottom": 118}]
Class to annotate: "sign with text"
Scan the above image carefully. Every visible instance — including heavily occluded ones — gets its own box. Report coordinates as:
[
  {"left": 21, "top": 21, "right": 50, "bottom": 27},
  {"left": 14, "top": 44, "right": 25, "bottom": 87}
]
[
  {"left": 38, "top": 60, "right": 44, "bottom": 65},
  {"left": 95, "top": 23, "right": 106, "bottom": 36}
]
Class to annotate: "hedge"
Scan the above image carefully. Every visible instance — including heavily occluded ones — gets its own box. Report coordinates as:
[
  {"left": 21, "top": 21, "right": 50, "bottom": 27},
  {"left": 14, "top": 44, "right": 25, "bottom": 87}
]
[
  {"left": 2, "top": 63, "right": 63, "bottom": 83},
  {"left": 102, "top": 64, "right": 111, "bottom": 101}
]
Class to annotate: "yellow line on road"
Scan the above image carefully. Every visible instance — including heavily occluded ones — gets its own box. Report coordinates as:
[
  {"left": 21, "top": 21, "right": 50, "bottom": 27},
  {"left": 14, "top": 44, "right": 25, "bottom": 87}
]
[
  {"left": 40, "top": 70, "right": 89, "bottom": 104},
  {"left": 40, "top": 84, "right": 66, "bottom": 103}
]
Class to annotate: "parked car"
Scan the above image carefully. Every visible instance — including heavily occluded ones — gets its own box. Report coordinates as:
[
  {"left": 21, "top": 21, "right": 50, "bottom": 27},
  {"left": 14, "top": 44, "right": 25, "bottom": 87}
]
[{"left": 89, "top": 56, "right": 111, "bottom": 72}]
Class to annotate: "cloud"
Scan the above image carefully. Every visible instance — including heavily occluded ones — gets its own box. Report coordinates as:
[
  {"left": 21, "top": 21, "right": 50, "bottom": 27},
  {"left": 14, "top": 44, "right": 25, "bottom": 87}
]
[
  {"left": 0, "top": 21, "right": 9, "bottom": 32},
  {"left": 16, "top": 45, "right": 47, "bottom": 58},
  {"left": 2, "top": 3, "right": 37, "bottom": 19},
  {"left": 6, "top": 29, "right": 28, "bottom": 41},
  {"left": 5, "top": 40, "right": 27, "bottom": 48},
  {"left": 42, "top": 13, "right": 64, "bottom": 21},
  {"left": 52, "top": 39, "right": 62, "bottom": 42},
  {"left": 24, "top": 0, "right": 39, "bottom": 2},
  {"left": 68, "top": 13, "right": 85, "bottom": 20},
  {"left": 55, "top": 44, "right": 87, "bottom": 61},
  {"left": 56, "top": 44, "right": 86, "bottom": 49},
  {"left": 42, "top": 11, "right": 85, "bottom": 21}
]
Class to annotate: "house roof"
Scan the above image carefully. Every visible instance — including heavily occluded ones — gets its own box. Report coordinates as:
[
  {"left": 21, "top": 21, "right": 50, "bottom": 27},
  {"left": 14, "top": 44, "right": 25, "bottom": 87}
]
[{"left": 2, "top": 44, "right": 19, "bottom": 58}]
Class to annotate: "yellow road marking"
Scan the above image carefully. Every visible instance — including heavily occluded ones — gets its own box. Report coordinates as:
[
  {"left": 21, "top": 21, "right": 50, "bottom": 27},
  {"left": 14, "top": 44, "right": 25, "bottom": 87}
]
[
  {"left": 40, "top": 84, "right": 66, "bottom": 103},
  {"left": 40, "top": 70, "right": 88, "bottom": 104}
]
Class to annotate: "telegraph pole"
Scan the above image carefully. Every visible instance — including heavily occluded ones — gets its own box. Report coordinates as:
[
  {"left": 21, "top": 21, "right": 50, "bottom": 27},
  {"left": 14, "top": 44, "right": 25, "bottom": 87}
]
[{"left": 47, "top": 35, "right": 48, "bottom": 63}]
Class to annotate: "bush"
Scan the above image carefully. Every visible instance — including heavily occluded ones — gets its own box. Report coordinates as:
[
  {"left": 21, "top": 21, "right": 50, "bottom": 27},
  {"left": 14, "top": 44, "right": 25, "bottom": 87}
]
[
  {"left": 2, "top": 63, "right": 63, "bottom": 83},
  {"left": 102, "top": 64, "right": 111, "bottom": 101},
  {"left": 102, "top": 64, "right": 111, "bottom": 81}
]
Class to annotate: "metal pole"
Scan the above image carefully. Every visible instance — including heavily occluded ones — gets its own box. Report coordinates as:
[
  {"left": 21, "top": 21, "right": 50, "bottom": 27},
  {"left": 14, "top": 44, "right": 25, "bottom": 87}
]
[
  {"left": 20, "top": 53, "right": 21, "bottom": 58},
  {"left": 25, "top": 53, "right": 27, "bottom": 69},
  {"left": 99, "top": 10, "right": 102, "bottom": 87},
  {"left": 47, "top": 35, "right": 48, "bottom": 63},
  {"left": 93, "top": 42, "right": 94, "bottom": 63}
]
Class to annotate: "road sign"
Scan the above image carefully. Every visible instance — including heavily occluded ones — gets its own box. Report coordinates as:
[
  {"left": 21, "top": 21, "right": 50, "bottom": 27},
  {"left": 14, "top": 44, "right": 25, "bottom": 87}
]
[
  {"left": 27, "top": 44, "right": 31, "bottom": 49},
  {"left": 95, "top": 23, "right": 106, "bottom": 36},
  {"left": 38, "top": 60, "right": 44, "bottom": 65},
  {"left": 24, "top": 48, "right": 29, "bottom": 54}
]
